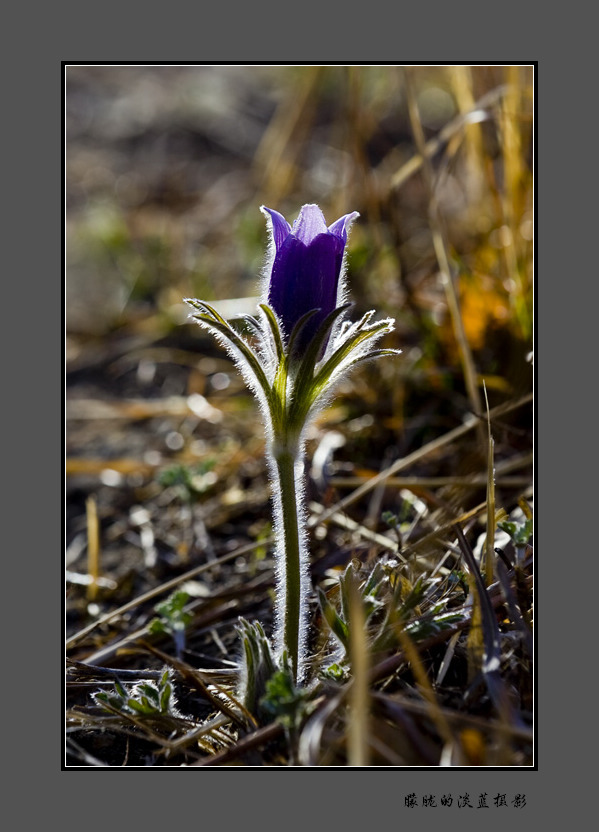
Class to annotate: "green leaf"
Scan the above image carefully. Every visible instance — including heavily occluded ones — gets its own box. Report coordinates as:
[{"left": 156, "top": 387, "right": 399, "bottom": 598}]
[
  {"left": 148, "top": 618, "right": 167, "bottom": 635},
  {"left": 259, "top": 662, "right": 312, "bottom": 730},
  {"left": 400, "top": 576, "right": 428, "bottom": 616},
  {"left": 159, "top": 682, "right": 172, "bottom": 713},
  {"left": 236, "top": 618, "right": 280, "bottom": 719},
  {"left": 362, "top": 560, "right": 387, "bottom": 598},
  {"left": 114, "top": 680, "right": 128, "bottom": 699},
  {"left": 382, "top": 511, "right": 399, "bottom": 529},
  {"left": 405, "top": 611, "right": 464, "bottom": 640},
  {"left": 320, "top": 663, "right": 349, "bottom": 682},
  {"left": 338, "top": 562, "right": 358, "bottom": 626},
  {"left": 137, "top": 684, "right": 160, "bottom": 705},
  {"left": 127, "top": 697, "right": 149, "bottom": 714},
  {"left": 498, "top": 518, "right": 532, "bottom": 545}
]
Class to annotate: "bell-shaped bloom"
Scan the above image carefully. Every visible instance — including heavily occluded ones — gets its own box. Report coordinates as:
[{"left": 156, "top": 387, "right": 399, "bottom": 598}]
[{"left": 261, "top": 204, "right": 359, "bottom": 352}]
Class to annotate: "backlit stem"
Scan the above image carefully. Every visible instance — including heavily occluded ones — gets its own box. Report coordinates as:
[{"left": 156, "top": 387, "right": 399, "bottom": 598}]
[{"left": 271, "top": 440, "right": 307, "bottom": 682}]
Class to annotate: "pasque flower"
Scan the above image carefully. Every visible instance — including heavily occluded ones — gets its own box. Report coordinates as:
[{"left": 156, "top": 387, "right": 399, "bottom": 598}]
[
  {"left": 185, "top": 204, "right": 400, "bottom": 686},
  {"left": 261, "top": 204, "right": 359, "bottom": 352}
]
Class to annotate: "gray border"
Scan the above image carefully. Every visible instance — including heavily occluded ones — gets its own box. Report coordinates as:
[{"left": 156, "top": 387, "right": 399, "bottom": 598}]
[{"left": 11, "top": 3, "right": 568, "bottom": 820}]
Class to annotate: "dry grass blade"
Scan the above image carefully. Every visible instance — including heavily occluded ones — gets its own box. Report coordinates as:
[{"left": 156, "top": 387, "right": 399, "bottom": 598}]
[
  {"left": 495, "top": 557, "right": 534, "bottom": 658},
  {"left": 347, "top": 572, "right": 369, "bottom": 766},
  {"left": 85, "top": 495, "right": 100, "bottom": 603},
  {"left": 331, "top": 475, "right": 531, "bottom": 490},
  {"left": 391, "top": 624, "right": 454, "bottom": 749},
  {"left": 371, "top": 693, "right": 440, "bottom": 765},
  {"left": 374, "top": 690, "right": 533, "bottom": 744},
  {"left": 309, "top": 393, "right": 532, "bottom": 529},
  {"left": 453, "top": 524, "right": 516, "bottom": 726},
  {"left": 404, "top": 67, "right": 484, "bottom": 451},
  {"left": 483, "top": 382, "right": 496, "bottom": 585},
  {"left": 254, "top": 66, "right": 323, "bottom": 204},
  {"left": 388, "top": 83, "right": 514, "bottom": 190},
  {"left": 448, "top": 66, "right": 486, "bottom": 177},
  {"left": 191, "top": 722, "right": 284, "bottom": 767},
  {"left": 298, "top": 691, "right": 346, "bottom": 767},
  {"left": 67, "top": 659, "right": 164, "bottom": 683},
  {"left": 309, "top": 500, "right": 405, "bottom": 557}
]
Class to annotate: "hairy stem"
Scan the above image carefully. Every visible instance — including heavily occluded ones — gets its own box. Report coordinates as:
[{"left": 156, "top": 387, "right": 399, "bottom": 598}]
[{"left": 271, "top": 443, "right": 308, "bottom": 682}]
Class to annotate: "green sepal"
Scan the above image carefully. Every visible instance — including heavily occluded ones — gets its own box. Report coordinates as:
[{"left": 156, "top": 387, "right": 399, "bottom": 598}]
[
  {"left": 342, "top": 347, "right": 403, "bottom": 371},
  {"left": 258, "top": 303, "right": 285, "bottom": 366},
  {"left": 313, "top": 319, "right": 393, "bottom": 394},
  {"left": 258, "top": 304, "right": 288, "bottom": 429},
  {"left": 186, "top": 299, "right": 274, "bottom": 408},
  {"left": 228, "top": 314, "right": 262, "bottom": 340},
  {"left": 287, "top": 304, "right": 351, "bottom": 428}
]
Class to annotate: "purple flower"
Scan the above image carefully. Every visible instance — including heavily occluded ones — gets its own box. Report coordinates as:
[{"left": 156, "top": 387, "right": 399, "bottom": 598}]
[{"left": 261, "top": 204, "right": 359, "bottom": 351}]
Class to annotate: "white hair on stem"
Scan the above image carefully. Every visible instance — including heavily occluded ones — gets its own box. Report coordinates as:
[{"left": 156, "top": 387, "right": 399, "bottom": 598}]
[{"left": 265, "top": 443, "right": 311, "bottom": 680}]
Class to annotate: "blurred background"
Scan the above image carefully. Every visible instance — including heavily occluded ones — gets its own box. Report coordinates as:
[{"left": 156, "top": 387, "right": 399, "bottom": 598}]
[{"left": 65, "top": 64, "right": 533, "bottom": 634}]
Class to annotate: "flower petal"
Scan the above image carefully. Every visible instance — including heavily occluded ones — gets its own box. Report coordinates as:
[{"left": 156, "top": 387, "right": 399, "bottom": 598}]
[
  {"left": 268, "top": 232, "right": 345, "bottom": 349},
  {"left": 327, "top": 211, "right": 360, "bottom": 244},
  {"left": 291, "top": 204, "right": 328, "bottom": 245},
  {"left": 261, "top": 206, "right": 291, "bottom": 251},
  {"left": 262, "top": 204, "right": 360, "bottom": 355}
]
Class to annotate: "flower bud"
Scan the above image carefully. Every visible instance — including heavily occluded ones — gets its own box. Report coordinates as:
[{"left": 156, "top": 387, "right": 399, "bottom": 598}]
[{"left": 261, "top": 204, "right": 359, "bottom": 351}]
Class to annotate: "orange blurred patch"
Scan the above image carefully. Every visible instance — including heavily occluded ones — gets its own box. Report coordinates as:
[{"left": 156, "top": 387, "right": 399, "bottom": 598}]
[
  {"left": 460, "top": 728, "right": 487, "bottom": 766},
  {"left": 458, "top": 275, "right": 510, "bottom": 350}
]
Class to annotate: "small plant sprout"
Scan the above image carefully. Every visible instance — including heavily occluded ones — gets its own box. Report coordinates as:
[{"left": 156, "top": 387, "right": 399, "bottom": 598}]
[
  {"left": 498, "top": 501, "right": 533, "bottom": 567},
  {"left": 185, "top": 204, "right": 400, "bottom": 684},
  {"left": 148, "top": 589, "right": 193, "bottom": 658},
  {"left": 93, "top": 669, "right": 180, "bottom": 720}
]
